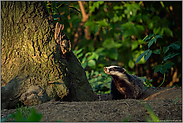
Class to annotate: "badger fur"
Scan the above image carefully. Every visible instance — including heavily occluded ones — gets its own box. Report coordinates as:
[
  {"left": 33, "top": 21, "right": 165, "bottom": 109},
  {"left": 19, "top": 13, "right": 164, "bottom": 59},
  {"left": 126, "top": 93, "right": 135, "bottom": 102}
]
[{"left": 104, "top": 66, "right": 144, "bottom": 100}]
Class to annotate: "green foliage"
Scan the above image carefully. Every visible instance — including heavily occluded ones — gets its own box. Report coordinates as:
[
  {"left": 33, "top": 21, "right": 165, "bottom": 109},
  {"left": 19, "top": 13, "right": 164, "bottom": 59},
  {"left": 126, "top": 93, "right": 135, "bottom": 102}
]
[
  {"left": 73, "top": 49, "right": 99, "bottom": 69},
  {"left": 15, "top": 103, "right": 34, "bottom": 118},
  {"left": 73, "top": 49, "right": 111, "bottom": 94},
  {"left": 86, "top": 70, "right": 111, "bottom": 94},
  {"left": 172, "top": 97, "right": 179, "bottom": 104},
  {"left": 143, "top": 103, "right": 160, "bottom": 122},
  {"left": 44, "top": 1, "right": 80, "bottom": 30},
  {"left": 137, "top": 34, "right": 180, "bottom": 70},
  {"left": 135, "top": 34, "right": 181, "bottom": 87},
  {"left": 44, "top": 1, "right": 181, "bottom": 91},
  {"left": 11, "top": 108, "right": 42, "bottom": 122},
  {"left": 1, "top": 104, "right": 42, "bottom": 122},
  {"left": 141, "top": 77, "right": 154, "bottom": 88},
  {"left": 57, "top": 120, "right": 63, "bottom": 122},
  {"left": 122, "top": 116, "right": 131, "bottom": 122}
]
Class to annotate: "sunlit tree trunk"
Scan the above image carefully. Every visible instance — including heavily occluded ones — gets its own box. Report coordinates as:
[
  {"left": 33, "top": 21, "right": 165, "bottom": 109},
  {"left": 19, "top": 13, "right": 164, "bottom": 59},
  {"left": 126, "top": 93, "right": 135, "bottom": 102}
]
[{"left": 1, "top": 1, "right": 97, "bottom": 109}]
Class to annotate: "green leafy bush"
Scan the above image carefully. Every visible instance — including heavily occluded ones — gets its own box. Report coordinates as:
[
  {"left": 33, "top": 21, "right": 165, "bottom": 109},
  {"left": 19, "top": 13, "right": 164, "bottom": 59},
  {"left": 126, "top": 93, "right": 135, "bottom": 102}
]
[
  {"left": 1, "top": 104, "right": 42, "bottom": 122},
  {"left": 135, "top": 34, "right": 181, "bottom": 87},
  {"left": 73, "top": 48, "right": 111, "bottom": 94}
]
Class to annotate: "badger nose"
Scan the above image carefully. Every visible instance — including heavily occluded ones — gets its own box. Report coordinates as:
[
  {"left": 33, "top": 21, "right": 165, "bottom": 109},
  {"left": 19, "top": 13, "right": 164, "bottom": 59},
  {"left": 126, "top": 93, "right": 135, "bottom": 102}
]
[{"left": 104, "top": 67, "right": 107, "bottom": 71}]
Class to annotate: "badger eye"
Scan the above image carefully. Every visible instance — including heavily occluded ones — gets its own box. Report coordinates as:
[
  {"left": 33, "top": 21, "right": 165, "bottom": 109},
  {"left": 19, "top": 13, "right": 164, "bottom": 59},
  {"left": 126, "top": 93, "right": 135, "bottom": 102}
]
[{"left": 109, "top": 68, "right": 114, "bottom": 72}]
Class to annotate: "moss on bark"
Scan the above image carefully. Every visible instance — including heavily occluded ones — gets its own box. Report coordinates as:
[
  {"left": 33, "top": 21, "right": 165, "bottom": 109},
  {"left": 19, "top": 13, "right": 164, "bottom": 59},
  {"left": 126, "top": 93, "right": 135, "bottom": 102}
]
[{"left": 1, "top": 1, "right": 97, "bottom": 109}]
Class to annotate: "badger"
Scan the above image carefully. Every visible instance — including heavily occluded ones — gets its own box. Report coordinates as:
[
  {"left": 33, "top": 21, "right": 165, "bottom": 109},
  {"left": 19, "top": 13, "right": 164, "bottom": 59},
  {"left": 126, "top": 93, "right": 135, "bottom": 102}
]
[{"left": 104, "top": 66, "right": 144, "bottom": 100}]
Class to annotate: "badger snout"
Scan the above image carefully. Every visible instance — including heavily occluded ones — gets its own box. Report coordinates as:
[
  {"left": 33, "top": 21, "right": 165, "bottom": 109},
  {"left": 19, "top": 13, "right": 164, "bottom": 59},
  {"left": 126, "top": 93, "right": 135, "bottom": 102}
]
[{"left": 104, "top": 67, "right": 110, "bottom": 74}]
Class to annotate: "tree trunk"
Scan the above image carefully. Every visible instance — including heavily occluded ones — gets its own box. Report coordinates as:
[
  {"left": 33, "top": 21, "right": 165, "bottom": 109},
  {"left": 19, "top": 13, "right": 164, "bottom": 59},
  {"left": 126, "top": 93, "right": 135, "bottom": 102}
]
[{"left": 1, "top": 1, "right": 97, "bottom": 109}]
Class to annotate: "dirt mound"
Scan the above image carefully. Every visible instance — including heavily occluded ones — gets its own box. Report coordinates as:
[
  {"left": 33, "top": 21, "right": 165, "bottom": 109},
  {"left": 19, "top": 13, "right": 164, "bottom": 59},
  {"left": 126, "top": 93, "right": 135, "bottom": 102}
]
[{"left": 1, "top": 87, "right": 182, "bottom": 122}]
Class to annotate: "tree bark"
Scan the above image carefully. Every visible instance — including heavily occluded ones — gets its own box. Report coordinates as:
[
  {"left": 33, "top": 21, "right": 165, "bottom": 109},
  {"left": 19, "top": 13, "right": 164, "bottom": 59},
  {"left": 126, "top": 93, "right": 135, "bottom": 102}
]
[{"left": 1, "top": 1, "right": 97, "bottom": 109}]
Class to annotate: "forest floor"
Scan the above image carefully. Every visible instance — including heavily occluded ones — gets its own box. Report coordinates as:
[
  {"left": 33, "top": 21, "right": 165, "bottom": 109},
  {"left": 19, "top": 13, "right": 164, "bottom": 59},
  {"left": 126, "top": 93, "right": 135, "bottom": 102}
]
[{"left": 1, "top": 87, "right": 182, "bottom": 122}]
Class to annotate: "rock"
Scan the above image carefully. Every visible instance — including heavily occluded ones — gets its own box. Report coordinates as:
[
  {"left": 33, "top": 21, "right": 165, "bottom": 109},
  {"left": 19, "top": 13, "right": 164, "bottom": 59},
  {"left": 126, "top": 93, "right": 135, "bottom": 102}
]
[{"left": 19, "top": 86, "right": 50, "bottom": 106}]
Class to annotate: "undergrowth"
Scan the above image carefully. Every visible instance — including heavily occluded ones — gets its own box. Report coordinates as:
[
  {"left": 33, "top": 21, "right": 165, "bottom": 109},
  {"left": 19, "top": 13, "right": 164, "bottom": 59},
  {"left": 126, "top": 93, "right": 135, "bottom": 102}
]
[{"left": 1, "top": 103, "right": 42, "bottom": 122}]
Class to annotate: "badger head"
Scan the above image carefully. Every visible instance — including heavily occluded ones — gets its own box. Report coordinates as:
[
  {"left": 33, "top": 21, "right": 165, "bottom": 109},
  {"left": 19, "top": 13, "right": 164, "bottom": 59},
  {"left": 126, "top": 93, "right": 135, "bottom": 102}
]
[
  {"left": 104, "top": 66, "right": 132, "bottom": 86},
  {"left": 104, "top": 66, "right": 126, "bottom": 76}
]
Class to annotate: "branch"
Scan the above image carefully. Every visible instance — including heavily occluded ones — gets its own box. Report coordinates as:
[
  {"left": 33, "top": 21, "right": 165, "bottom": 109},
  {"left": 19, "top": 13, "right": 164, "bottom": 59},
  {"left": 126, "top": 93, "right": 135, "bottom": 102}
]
[
  {"left": 72, "top": 1, "right": 90, "bottom": 48},
  {"left": 78, "top": 1, "right": 89, "bottom": 21}
]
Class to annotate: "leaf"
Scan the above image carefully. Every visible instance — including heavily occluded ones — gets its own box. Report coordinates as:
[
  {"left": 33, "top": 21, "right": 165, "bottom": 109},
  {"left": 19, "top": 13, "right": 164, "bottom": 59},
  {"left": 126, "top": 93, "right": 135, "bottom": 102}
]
[
  {"left": 163, "top": 53, "right": 180, "bottom": 62},
  {"left": 52, "top": 14, "right": 60, "bottom": 19},
  {"left": 108, "top": 48, "right": 118, "bottom": 60},
  {"left": 148, "top": 37, "right": 156, "bottom": 48},
  {"left": 153, "top": 49, "right": 160, "bottom": 54},
  {"left": 121, "top": 22, "right": 134, "bottom": 30},
  {"left": 27, "top": 109, "right": 42, "bottom": 122},
  {"left": 96, "top": 20, "right": 109, "bottom": 27},
  {"left": 160, "top": 67, "right": 167, "bottom": 74},
  {"left": 163, "top": 62, "right": 174, "bottom": 70},
  {"left": 153, "top": 27, "right": 161, "bottom": 35},
  {"left": 148, "top": 40, "right": 154, "bottom": 48},
  {"left": 134, "top": 50, "right": 146, "bottom": 64},
  {"left": 143, "top": 34, "right": 154, "bottom": 41},
  {"left": 85, "top": 52, "right": 92, "bottom": 57},
  {"left": 144, "top": 50, "right": 152, "bottom": 61},
  {"left": 123, "top": 30, "right": 136, "bottom": 38},
  {"left": 142, "top": 35, "right": 149, "bottom": 41},
  {"left": 153, "top": 64, "right": 163, "bottom": 73},
  {"left": 90, "top": 24, "right": 100, "bottom": 35},
  {"left": 69, "top": 6, "right": 81, "bottom": 13},
  {"left": 102, "top": 39, "right": 122, "bottom": 49},
  {"left": 163, "top": 27, "right": 173, "bottom": 37},
  {"left": 81, "top": 62, "right": 87, "bottom": 69},
  {"left": 128, "top": 60, "right": 135, "bottom": 69},
  {"left": 172, "top": 43, "right": 180, "bottom": 50},
  {"left": 113, "top": 5, "right": 123, "bottom": 10},
  {"left": 12, "top": 110, "right": 24, "bottom": 121},
  {"left": 84, "top": 21, "right": 95, "bottom": 27},
  {"left": 168, "top": 42, "right": 180, "bottom": 50},
  {"left": 74, "top": 49, "right": 83, "bottom": 55},
  {"left": 112, "top": 15, "right": 120, "bottom": 22},
  {"left": 81, "top": 55, "right": 87, "bottom": 63},
  {"left": 155, "top": 34, "right": 163, "bottom": 39},
  {"left": 90, "top": 1, "right": 104, "bottom": 13},
  {"left": 87, "top": 52, "right": 99, "bottom": 60},
  {"left": 77, "top": 53, "right": 83, "bottom": 59},
  {"left": 163, "top": 53, "right": 171, "bottom": 62},
  {"left": 148, "top": 22, "right": 154, "bottom": 29},
  {"left": 95, "top": 47, "right": 104, "bottom": 54},
  {"left": 123, "top": 116, "right": 130, "bottom": 122},
  {"left": 163, "top": 47, "right": 169, "bottom": 54},
  {"left": 88, "top": 60, "right": 96, "bottom": 67},
  {"left": 131, "top": 41, "right": 138, "bottom": 50},
  {"left": 171, "top": 53, "right": 180, "bottom": 57},
  {"left": 143, "top": 104, "right": 160, "bottom": 122},
  {"left": 135, "top": 50, "right": 149, "bottom": 64},
  {"left": 136, "top": 25, "right": 145, "bottom": 32}
]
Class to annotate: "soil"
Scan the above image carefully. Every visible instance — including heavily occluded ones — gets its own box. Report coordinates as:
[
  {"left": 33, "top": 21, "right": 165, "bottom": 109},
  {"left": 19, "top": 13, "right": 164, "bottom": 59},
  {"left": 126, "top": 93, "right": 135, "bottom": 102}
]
[{"left": 1, "top": 87, "right": 182, "bottom": 122}]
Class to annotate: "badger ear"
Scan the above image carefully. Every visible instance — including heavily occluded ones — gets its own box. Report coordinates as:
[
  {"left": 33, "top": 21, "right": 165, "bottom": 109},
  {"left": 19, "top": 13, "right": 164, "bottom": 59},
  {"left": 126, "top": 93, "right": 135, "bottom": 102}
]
[{"left": 122, "top": 68, "right": 126, "bottom": 73}]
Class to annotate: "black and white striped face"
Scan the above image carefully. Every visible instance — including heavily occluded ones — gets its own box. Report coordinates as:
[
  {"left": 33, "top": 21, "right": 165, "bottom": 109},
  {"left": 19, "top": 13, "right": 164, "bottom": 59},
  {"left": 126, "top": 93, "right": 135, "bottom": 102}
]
[{"left": 104, "top": 66, "right": 126, "bottom": 76}]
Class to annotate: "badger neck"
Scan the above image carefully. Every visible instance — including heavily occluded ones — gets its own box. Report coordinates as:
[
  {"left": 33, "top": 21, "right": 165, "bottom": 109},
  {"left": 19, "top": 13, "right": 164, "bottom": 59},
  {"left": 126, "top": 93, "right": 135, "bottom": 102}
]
[{"left": 111, "top": 73, "right": 132, "bottom": 85}]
